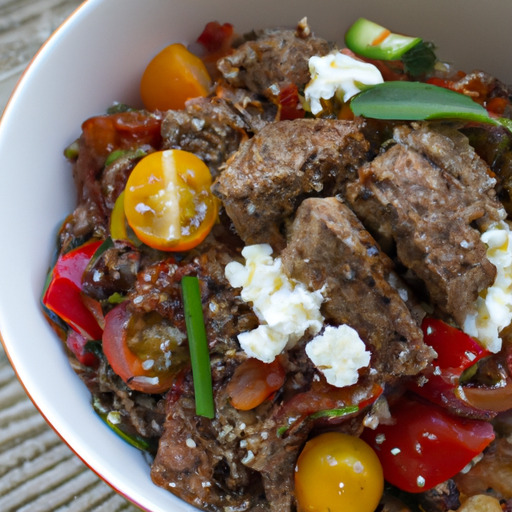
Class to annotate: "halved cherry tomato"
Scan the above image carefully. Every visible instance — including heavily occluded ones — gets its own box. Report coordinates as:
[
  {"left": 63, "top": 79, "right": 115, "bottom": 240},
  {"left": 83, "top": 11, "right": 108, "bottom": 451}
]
[
  {"left": 226, "top": 357, "right": 285, "bottom": 410},
  {"left": 43, "top": 240, "right": 104, "bottom": 341},
  {"left": 361, "top": 395, "right": 495, "bottom": 493},
  {"left": 102, "top": 302, "right": 189, "bottom": 394},
  {"left": 123, "top": 149, "right": 218, "bottom": 252},
  {"left": 461, "top": 378, "right": 512, "bottom": 412},
  {"left": 140, "top": 43, "right": 211, "bottom": 111}
]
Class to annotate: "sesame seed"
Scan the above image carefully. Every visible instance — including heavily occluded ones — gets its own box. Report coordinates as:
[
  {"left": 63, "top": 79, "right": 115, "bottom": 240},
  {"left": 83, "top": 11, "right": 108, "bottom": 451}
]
[
  {"left": 186, "top": 438, "right": 196, "bottom": 448},
  {"left": 375, "top": 434, "right": 386, "bottom": 445},
  {"left": 390, "top": 447, "right": 401, "bottom": 456},
  {"left": 242, "top": 450, "right": 255, "bottom": 464},
  {"left": 353, "top": 461, "right": 364, "bottom": 474},
  {"left": 417, "top": 475, "right": 426, "bottom": 487}
]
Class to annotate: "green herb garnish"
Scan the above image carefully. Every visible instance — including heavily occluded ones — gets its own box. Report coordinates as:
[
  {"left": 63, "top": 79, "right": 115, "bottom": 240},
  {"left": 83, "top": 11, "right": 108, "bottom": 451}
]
[
  {"left": 277, "top": 405, "right": 360, "bottom": 437},
  {"left": 181, "top": 276, "right": 215, "bottom": 419},
  {"left": 402, "top": 41, "right": 437, "bottom": 77},
  {"left": 350, "top": 81, "right": 512, "bottom": 132},
  {"left": 308, "top": 405, "right": 360, "bottom": 420}
]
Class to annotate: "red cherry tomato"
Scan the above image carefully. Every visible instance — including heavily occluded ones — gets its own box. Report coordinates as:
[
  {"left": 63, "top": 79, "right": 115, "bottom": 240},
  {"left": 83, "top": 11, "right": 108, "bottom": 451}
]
[{"left": 102, "top": 302, "right": 189, "bottom": 394}]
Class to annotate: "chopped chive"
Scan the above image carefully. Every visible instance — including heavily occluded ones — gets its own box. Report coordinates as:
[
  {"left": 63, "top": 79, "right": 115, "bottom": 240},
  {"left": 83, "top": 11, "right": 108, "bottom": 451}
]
[
  {"left": 181, "top": 276, "right": 215, "bottom": 419},
  {"left": 308, "top": 405, "right": 360, "bottom": 420},
  {"left": 277, "top": 405, "right": 360, "bottom": 437}
]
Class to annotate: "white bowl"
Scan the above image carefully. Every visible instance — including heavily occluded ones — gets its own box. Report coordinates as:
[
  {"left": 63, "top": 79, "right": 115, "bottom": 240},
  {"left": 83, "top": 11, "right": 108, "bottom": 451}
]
[{"left": 0, "top": 0, "right": 511, "bottom": 510}]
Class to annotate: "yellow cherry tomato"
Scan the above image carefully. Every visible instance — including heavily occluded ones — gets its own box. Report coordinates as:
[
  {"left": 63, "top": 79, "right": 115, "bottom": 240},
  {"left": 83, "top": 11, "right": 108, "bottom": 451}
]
[
  {"left": 123, "top": 149, "right": 217, "bottom": 252},
  {"left": 295, "top": 432, "right": 384, "bottom": 512},
  {"left": 140, "top": 43, "right": 212, "bottom": 111}
]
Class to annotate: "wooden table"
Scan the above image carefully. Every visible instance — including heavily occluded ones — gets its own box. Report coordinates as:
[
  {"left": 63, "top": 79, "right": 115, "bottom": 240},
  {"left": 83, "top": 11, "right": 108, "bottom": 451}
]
[{"left": 0, "top": 1, "right": 141, "bottom": 510}]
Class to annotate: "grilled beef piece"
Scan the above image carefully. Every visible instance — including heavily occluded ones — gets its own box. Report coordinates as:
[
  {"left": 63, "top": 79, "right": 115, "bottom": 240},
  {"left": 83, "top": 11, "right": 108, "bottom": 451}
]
[
  {"left": 393, "top": 122, "right": 505, "bottom": 227},
  {"left": 454, "top": 433, "right": 512, "bottom": 500},
  {"left": 161, "top": 94, "right": 276, "bottom": 179},
  {"left": 346, "top": 142, "right": 496, "bottom": 327},
  {"left": 213, "top": 118, "right": 370, "bottom": 249},
  {"left": 281, "top": 197, "right": 434, "bottom": 379},
  {"left": 151, "top": 361, "right": 270, "bottom": 512},
  {"left": 217, "top": 19, "right": 331, "bottom": 101},
  {"left": 417, "top": 480, "right": 461, "bottom": 512}
]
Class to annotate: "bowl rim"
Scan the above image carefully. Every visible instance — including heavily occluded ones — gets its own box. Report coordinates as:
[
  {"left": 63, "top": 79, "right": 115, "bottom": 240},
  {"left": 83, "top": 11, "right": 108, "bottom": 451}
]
[{"left": 2, "top": 1, "right": 512, "bottom": 510}]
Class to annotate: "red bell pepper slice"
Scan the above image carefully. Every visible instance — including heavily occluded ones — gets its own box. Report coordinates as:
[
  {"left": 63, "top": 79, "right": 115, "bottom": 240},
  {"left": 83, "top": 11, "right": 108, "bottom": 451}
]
[
  {"left": 410, "top": 317, "right": 495, "bottom": 416},
  {"left": 361, "top": 394, "right": 495, "bottom": 493},
  {"left": 43, "top": 240, "right": 104, "bottom": 342}
]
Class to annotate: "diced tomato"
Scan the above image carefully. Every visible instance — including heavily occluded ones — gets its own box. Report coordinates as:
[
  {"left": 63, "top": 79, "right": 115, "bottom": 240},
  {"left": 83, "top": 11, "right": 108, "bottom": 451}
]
[
  {"left": 276, "top": 375, "right": 382, "bottom": 436},
  {"left": 361, "top": 395, "right": 495, "bottom": 493},
  {"left": 43, "top": 240, "right": 104, "bottom": 341},
  {"left": 196, "top": 21, "right": 236, "bottom": 78},
  {"left": 197, "top": 21, "right": 234, "bottom": 54},
  {"left": 426, "top": 77, "right": 455, "bottom": 89},
  {"left": 486, "top": 96, "right": 509, "bottom": 116},
  {"left": 277, "top": 83, "right": 305, "bottom": 121},
  {"left": 226, "top": 357, "right": 285, "bottom": 410},
  {"left": 81, "top": 111, "right": 162, "bottom": 160}
]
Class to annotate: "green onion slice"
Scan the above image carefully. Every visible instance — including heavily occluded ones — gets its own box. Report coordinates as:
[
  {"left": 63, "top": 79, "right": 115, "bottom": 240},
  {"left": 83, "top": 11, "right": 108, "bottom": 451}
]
[
  {"left": 277, "top": 405, "right": 360, "bottom": 437},
  {"left": 181, "top": 275, "right": 215, "bottom": 419},
  {"left": 350, "top": 81, "right": 512, "bottom": 132},
  {"left": 308, "top": 405, "right": 360, "bottom": 420}
]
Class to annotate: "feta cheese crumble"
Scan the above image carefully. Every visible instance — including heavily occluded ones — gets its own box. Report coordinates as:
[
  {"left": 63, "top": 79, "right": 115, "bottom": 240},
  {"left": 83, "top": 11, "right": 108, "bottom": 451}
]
[
  {"left": 225, "top": 244, "right": 324, "bottom": 363},
  {"left": 225, "top": 244, "right": 371, "bottom": 387},
  {"left": 463, "top": 220, "right": 512, "bottom": 353},
  {"left": 304, "top": 51, "right": 384, "bottom": 115},
  {"left": 305, "top": 325, "right": 371, "bottom": 388}
]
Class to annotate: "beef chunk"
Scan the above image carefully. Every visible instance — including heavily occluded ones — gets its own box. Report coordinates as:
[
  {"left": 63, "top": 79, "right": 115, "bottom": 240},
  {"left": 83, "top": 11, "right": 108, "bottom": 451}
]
[
  {"left": 151, "top": 368, "right": 268, "bottom": 512},
  {"left": 393, "top": 122, "right": 505, "bottom": 227},
  {"left": 281, "top": 197, "right": 434, "bottom": 379},
  {"left": 454, "top": 434, "right": 512, "bottom": 500},
  {"left": 152, "top": 352, "right": 311, "bottom": 512},
  {"left": 161, "top": 96, "right": 249, "bottom": 178},
  {"left": 217, "top": 19, "right": 331, "bottom": 100},
  {"left": 346, "top": 143, "right": 496, "bottom": 327},
  {"left": 213, "top": 118, "right": 370, "bottom": 249},
  {"left": 417, "top": 480, "right": 461, "bottom": 512}
]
